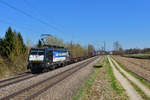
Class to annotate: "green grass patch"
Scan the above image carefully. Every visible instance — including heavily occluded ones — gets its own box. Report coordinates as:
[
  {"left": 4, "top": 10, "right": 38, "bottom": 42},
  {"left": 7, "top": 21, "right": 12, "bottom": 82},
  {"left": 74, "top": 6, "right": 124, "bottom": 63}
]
[
  {"left": 111, "top": 58, "right": 150, "bottom": 100},
  {"left": 72, "top": 57, "right": 104, "bottom": 100},
  {"left": 106, "top": 57, "right": 125, "bottom": 94}
]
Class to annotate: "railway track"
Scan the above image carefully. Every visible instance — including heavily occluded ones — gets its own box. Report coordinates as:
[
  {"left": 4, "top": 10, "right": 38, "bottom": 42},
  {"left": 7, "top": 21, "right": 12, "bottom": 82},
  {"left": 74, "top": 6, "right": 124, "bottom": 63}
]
[
  {"left": 0, "top": 56, "right": 98, "bottom": 100},
  {"left": 0, "top": 73, "right": 37, "bottom": 89},
  {"left": 0, "top": 72, "right": 29, "bottom": 83}
]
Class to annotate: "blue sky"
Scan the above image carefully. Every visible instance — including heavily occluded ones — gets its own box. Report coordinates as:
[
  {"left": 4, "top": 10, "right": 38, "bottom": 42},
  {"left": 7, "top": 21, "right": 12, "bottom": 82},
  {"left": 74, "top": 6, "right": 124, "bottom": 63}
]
[{"left": 0, "top": 0, "right": 150, "bottom": 50}]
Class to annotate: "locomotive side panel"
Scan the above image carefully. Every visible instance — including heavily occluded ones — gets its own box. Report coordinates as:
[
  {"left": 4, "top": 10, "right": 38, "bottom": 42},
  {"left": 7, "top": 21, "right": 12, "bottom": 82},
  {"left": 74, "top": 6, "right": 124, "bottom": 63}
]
[{"left": 53, "top": 51, "right": 67, "bottom": 62}]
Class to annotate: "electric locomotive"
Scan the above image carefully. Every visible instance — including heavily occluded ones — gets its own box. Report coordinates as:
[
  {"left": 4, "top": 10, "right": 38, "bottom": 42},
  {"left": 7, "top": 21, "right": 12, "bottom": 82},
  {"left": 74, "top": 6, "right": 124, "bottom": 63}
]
[{"left": 27, "top": 45, "right": 71, "bottom": 73}]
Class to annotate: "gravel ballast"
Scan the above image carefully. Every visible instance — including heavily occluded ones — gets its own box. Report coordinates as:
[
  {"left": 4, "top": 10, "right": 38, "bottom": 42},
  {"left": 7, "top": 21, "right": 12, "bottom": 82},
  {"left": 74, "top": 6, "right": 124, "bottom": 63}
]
[{"left": 34, "top": 57, "right": 101, "bottom": 100}]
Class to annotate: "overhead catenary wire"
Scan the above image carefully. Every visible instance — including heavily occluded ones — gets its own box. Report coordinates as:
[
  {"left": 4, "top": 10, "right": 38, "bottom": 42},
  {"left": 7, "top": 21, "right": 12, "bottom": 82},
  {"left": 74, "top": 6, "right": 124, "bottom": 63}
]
[
  {"left": 0, "top": 19, "right": 43, "bottom": 43},
  {"left": 0, "top": 19, "right": 41, "bottom": 34},
  {"left": 23, "top": 0, "right": 76, "bottom": 43},
  {"left": 0, "top": 0, "right": 63, "bottom": 33},
  {"left": 22, "top": 0, "right": 64, "bottom": 35},
  {"left": 23, "top": 0, "right": 65, "bottom": 29}
]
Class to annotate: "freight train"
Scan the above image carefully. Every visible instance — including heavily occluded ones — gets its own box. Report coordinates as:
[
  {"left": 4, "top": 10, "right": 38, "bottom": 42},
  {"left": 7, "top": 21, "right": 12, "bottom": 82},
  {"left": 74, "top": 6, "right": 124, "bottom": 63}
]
[{"left": 27, "top": 45, "right": 97, "bottom": 73}]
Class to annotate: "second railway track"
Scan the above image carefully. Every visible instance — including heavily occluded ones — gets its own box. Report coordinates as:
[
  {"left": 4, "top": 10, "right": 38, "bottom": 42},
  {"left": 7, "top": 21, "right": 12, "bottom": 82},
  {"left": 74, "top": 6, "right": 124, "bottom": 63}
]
[
  {"left": 0, "top": 73, "right": 37, "bottom": 89},
  {"left": 0, "top": 56, "right": 99, "bottom": 100}
]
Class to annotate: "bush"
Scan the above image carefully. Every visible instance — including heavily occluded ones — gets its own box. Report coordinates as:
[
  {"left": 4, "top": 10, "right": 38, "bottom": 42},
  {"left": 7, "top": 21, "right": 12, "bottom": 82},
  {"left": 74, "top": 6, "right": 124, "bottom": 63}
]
[{"left": 0, "top": 57, "right": 3, "bottom": 64}]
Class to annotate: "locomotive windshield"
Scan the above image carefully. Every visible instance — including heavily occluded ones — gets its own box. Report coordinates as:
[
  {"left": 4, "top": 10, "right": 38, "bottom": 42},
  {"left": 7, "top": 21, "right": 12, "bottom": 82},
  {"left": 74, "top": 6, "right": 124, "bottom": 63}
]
[{"left": 30, "top": 50, "right": 44, "bottom": 55}]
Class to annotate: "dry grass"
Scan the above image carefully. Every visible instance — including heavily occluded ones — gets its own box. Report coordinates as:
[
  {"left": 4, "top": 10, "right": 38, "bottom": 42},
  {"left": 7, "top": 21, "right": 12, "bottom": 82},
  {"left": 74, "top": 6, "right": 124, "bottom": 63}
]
[
  {"left": 0, "top": 57, "right": 3, "bottom": 64},
  {"left": 0, "top": 56, "right": 28, "bottom": 79}
]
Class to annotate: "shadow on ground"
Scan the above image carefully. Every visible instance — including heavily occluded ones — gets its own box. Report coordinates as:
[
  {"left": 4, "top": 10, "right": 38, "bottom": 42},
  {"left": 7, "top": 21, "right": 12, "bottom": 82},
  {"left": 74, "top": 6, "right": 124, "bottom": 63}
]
[{"left": 93, "top": 65, "right": 103, "bottom": 68}]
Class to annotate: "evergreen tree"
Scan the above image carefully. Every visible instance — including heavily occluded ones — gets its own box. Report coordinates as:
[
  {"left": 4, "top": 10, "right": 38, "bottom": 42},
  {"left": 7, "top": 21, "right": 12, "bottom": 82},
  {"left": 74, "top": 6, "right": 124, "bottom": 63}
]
[
  {"left": 0, "top": 38, "right": 3, "bottom": 56},
  {"left": 13, "top": 30, "right": 19, "bottom": 55},
  {"left": 17, "top": 32, "right": 26, "bottom": 53},
  {"left": 18, "top": 32, "right": 24, "bottom": 46},
  {"left": 0, "top": 27, "right": 26, "bottom": 58},
  {"left": 4, "top": 27, "right": 16, "bottom": 57}
]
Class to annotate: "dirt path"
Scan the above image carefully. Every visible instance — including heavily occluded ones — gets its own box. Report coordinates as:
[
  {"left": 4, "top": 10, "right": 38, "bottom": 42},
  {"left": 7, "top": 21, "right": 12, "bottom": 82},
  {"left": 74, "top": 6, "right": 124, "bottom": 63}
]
[
  {"left": 108, "top": 56, "right": 143, "bottom": 100},
  {"left": 111, "top": 57, "right": 150, "bottom": 97},
  {"left": 113, "top": 56, "right": 150, "bottom": 82}
]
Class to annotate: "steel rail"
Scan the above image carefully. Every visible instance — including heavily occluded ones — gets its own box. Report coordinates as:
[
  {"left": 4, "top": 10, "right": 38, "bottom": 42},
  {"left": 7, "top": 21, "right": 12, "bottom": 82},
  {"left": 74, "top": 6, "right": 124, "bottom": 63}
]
[
  {"left": 0, "top": 73, "right": 29, "bottom": 83},
  {"left": 0, "top": 74, "right": 37, "bottom": 89}
]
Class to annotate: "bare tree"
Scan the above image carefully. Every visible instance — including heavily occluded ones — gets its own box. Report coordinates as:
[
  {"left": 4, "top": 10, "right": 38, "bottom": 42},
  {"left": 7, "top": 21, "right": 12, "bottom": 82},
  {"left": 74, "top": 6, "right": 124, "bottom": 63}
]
[
  {"left": 113, "top": 41, "right": 123, "bottom": 55},
  {"left": 113, "top": 41, "right": 122, "bottom": 51},
  {"left": 45, "top": 35, "right": 64, "bottom": 47}
]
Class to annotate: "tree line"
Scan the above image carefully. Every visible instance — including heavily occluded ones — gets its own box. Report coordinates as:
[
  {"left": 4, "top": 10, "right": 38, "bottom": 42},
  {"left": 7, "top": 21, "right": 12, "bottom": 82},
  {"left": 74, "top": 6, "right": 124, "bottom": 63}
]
[
  {"left": 0, "top": 27, "right": 95, "bottom": 60},
  {"left": 37, "top": 35, "right": 95, "bottom": 58},
  {"left": 112, "top": 41, "right": 150, "bottom": 55},
  {"left": 65, "top": 42, "right": 94, "bottom": 58}
]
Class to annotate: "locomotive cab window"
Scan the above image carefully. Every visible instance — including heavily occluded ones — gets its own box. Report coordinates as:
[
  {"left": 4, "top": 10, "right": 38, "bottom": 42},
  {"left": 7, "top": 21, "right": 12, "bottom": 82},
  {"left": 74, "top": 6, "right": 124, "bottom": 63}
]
[{"left": 30, "top": 50, "right": 44, "bottom": 55}]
